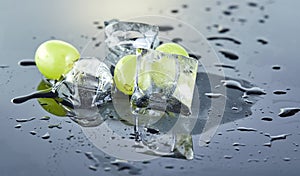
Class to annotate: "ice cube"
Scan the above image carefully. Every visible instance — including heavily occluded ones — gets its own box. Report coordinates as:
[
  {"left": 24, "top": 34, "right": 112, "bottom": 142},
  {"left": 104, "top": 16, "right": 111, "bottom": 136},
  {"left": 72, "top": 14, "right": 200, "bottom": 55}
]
[
  {"left": 54, "top": 57, "right": 113, "bottom": 127},
  {"left": 104, "top": 20, "right": 159, "bottom": 65}
]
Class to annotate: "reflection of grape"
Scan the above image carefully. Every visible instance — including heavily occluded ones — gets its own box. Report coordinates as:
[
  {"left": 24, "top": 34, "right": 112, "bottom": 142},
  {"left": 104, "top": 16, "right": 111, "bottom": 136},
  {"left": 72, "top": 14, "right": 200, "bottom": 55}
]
[
  {"left": 37, "top": 80, "right": 67, "bottom": 117},
  {"left": 35, "top": 40, "right": 80, "bottom": 80}
]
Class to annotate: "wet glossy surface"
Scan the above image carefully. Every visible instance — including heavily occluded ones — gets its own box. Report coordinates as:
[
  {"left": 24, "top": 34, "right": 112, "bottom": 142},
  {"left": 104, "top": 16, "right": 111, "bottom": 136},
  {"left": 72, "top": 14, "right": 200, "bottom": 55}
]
[{"left": 1, "top": 0, "right": 300, "bottom": 175}]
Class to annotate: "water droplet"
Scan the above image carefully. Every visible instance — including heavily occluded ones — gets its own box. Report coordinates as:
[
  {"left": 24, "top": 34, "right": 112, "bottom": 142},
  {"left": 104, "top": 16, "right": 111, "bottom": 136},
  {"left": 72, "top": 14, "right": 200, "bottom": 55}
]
[
  {"left": 158, "top": 25, "right": 174, "bottom": 32},
  {"left": 257, "top": 38, "right": 268, "bottom": 45},
  {"left": 205, "top": 93, "right": 223, "bottom": 98},
  {"left": 261, "top": 116, "right": 273, "bottom": 121},
  {"left": 218, "top": 27, "right": 230, "bottom": 34},
  {"left": 273, "top": 90, "right": 287, "bottom": 95},
  {"left": 223, "top": 10, "right": 232, "bottom": 16},
  {"left": 171, "top": 38, "right": 183, "bottom": 43},
  {"left": 232, "top": 142, "right": 246, "bottom": 146},
  {"left": 263, "top": 142, "right": 272, "bottom": 147},
  {"left": 248, "top": 2, "right": 258, "bottom": 7},
  {"left": 165, "top": 165, "right": 174, "bottom": 169},
  {"left": 228, "top": 5, "right": 239, "bottom": 10},
  {"left": 278, "top": 107, "right": 300, "bottom": 117},
  {"left": 207, "top": 37, "right": 241, "bottom": 45},
  {"left": 171, "top": 9, "right": 179, "bottom": 14},
  {"left": 40, "top": 116, "right": 50, "bottom": 120},
  {"left": 104, "top": 167, "right": 111, "bottom": 171},
  {"left": 269, "top": 134, "right": 291, "bottom": 142},
  {"left": 224, "top": 155, "right": 233, "bottom": 159},
  {"left": 182, "top": 4, "right": 188, "bottom": 9},
  {"left": 14, "top": 124, "right": 22, "bottom": 128},
  {"left": 232, "top": 107, "right": 239, "bottom": 111},
  {"left": 272, "top": 65, "right": 281, "bottom": 70},
  {"left": 18, "top": 60, "right": 36, "bottom": 66},
  {"left": 248, "top": 159, "right": 260, "bottom": 163},
  {"left": 214, "top": 63, "right": 236, "bottom": 70},
  {"left": 88, "top": 165, "right": 97, "bottom": 171},
  {"left": 48, "top": 124, "right": 62, "bottom": 129},
  {"left": 30, "top": 131, "right": 37, "bottom": 135},
  {"left": 75, "top": 149, "right": 82, "bottom": 153},
  {"left": 221, "top": 80, "right": 266, "bottom": 95},
  {"left": 219, "top": 50, "right": 239, "bottom": 60},
  {"left": 16, "top": 117, "right": 35, "bottom": 123},
  {"left": 283, "top": 157, "right": 291, "bottom": 162},
  {"left": 41, "top": 132, "right": 50, "bottom": 139},
  {"left": 237, "top": 127, "right": 257, "bottom": 132}
]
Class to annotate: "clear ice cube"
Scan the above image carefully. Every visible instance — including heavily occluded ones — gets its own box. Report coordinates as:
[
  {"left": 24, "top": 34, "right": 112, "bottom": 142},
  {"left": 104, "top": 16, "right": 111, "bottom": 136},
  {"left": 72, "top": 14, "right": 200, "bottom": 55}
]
[
  {"left": 54, "top": 57, "right": 113, "bottom": 127},
  {"left": 104, "top": 20, "right": 159, "bottom": 66}
]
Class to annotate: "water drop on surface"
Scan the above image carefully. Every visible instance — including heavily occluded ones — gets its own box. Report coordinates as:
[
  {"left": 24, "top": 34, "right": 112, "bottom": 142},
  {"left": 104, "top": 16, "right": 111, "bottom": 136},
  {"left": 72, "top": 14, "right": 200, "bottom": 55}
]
[
  {"left": 224, "top": 155, "right": 233, "bottom": 159},
  {"left": 278, "top": 107, "right": 300, "bottom": 117},
  {"left": 272, "top": 65, "right": 281, "bottom": 70},
  {"left": 283, "top": 157, "right": 291, "bottom": 162},
  {"left": 257, "top": 38, "right": 268, "bottom": 45},
  {"left": 219, "top": 50, "right": 239, "bottom": 60},
  {"left": 273, "top": 90, "right": 287, "bottom": 95},
  {"left": 88, "top": 165, "right": 97, "bottom": 171},
  {"left": 16, "top": 117, "right": 35, "bottom": 123},
  {"left": 30, "top": 131, "right": 37, "bottom": 135},
  {"left": 261, "top": 116, "right": 273, "bottom": 121},
  {"left": 40, "top": 116, "right": 50, "bottom": 120},
  {"left": 205, "top": 93, "right": 223, "bottom": 98},
  {"left": 237, "top": 127, "right": 257, "bottom": 132},
  {"left": 14, "top": 124, "right": 22, "bottom": 128},
  {"left": 41, "top": 132, "right": 50, "bottom": 139}
]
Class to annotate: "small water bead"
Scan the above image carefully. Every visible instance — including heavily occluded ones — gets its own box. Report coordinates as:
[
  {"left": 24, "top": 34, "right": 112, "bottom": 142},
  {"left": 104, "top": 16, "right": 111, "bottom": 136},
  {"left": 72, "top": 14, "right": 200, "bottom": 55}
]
[
  {"left": 158, "top": 25, "right": 174, "bottom": 32},
  {"left": 232, "top": 142, "right": 246, "bottom": 146},
  {"left": 88, "top": 165, "right": 97, "bottom": 171},
  {"left": 237, "top": 127, "right": 257, "bottom": 132},
  {"left": 278, "top": 107, "right": 300, "bottom": 117},
  {"left": 207, "top": 36, "right": 241, "bottom": 45},
  {"left": 221, "top": 79, "right": 266, "bottom": 95},
  {"left": 219, "top": 50, "right": 239, "bottom": 60},
  {"left": 283, "top": 157, "right": 291, "bottom": 162},
  {"left": 16, "top": 117, "right": 35, "bottom": 123},
  {"left": 171, "top": 9, "right": 179, "bottom": 14},
  {"left": 41, "top": 132, "right": 50, "bottom": 139},
  {"left": 40, "top": 116, "right": 50, "bottom": 120},
  {"left": 214, "top": 63, "right": 236, "bottom": 70},
  {"left": 205, "top": 93, "right": 223, "bottom": 98},
  {"left": 30, "top": 131, "right": 37, "bottom": 135},
  {"left": 257, "top": 38, "right": 268, "bottom": 45},
  {"left": 273, "top": 90, "right": 287, "bottom": 95},
  {"left": 18, "top": 60, "right": 36, "bottom": 66},
  {"left": 224, "top": 155, "right": 233, "bottom": 159},
  {"left": 272, "top": 65, "right": 281, "bottom": 70},
  {"left": 248, "top": 2, "right": 258, "bottom": 7},
  {"left": 261, "top": 116, "right": 273, "bottom": 121},
  {"left": 14, "top": 124, "right": 22, "bottom": 128}
]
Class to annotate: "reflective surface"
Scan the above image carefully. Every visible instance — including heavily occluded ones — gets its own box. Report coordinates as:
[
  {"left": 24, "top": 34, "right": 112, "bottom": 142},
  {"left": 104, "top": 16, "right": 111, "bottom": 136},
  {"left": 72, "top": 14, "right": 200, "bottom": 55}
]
[{"left": 1, "top": 0, "right": 300, "bottom": 175}]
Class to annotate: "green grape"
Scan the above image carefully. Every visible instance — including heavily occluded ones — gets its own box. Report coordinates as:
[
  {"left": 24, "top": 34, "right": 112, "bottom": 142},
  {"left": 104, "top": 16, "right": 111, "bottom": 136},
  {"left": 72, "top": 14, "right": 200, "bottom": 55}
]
[
  {"left": 36, "top": 80, "right": 67, "bottom": 117},
  {"left": 153, "top": 43, "right": 189, "bottom": 87},
  {"left": 114, "top": 55, "right": 151, "bottom": 95},
  {"left": 155, "top": 42, "right": 189, "bottom": 57},
  {"left": 35, "top": 40, "right": 80, "bottom": 80}
]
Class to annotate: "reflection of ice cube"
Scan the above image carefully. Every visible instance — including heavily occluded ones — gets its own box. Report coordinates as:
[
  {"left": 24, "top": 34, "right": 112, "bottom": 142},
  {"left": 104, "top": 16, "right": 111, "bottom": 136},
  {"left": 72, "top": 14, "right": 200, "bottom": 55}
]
[
  {"left": 54, "top": 57, "right": 113, "bottom": 127},
  {"left": 104, "top": 20, "right": 159, "bottom": 65}
]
